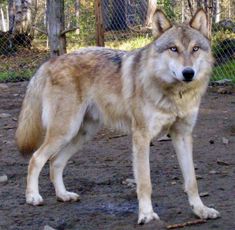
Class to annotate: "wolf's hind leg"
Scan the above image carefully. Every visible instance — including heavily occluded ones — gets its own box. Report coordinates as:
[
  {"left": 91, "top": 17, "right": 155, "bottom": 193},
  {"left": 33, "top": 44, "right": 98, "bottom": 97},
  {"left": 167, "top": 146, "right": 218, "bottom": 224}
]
[
  {"left": 26, "top": 98, "right": 89, "bottom": 206},
  {"left": 50, "top": 115, "right": 101, "bottom": 202},
  {"left": 26, "top": 137, "right": 70, "bottom": 206},
  {"left": 49, "top": 139, "right": 82, "bottom": 202}
]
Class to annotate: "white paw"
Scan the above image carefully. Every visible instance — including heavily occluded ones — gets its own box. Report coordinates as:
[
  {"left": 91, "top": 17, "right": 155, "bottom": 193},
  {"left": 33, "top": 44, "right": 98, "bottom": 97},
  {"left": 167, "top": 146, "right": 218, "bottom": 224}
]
[
  {"left": 56, "top": 191, "right": 80, "bottom": 202},
  {"left": 26, "top": 192, "right": 44, "bottom": 206},
  {"left": 193, "top": 205, "right": 220, "bottom": 219},
  {"left": 138, "top": 211, "right": 159, "bottom": 225}
]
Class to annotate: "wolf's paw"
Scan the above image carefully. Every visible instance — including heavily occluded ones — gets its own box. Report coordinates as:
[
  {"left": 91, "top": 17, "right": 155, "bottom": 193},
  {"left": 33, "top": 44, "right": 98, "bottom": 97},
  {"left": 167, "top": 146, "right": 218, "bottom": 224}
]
[
  {"left": 26, "top": 192, "right": 44, "bottom": 206},
  {"left": 193, "top": 205, "right": 220, "bottom": 219},
  {"left": 138, "top": 211, "right": 159, "bottom": 225},
  {"left": 56, "top": 191, "right": 80, "bottom": 202}
]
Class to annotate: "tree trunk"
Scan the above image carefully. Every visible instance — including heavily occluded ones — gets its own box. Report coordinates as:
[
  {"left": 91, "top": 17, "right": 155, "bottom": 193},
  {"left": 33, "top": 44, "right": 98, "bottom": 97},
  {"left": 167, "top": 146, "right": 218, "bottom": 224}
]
[
  {"left": 183, "top": 0, "right": 198, "bottom": 21},
  {"left": 182, "top": 0, "right": 194, "bottom": 21},
  {"left": 0, "top": 5, "right": 7, "bottom": 32},
  {"left": 214, "top": 0, "right": 220, "bottom": 23},
  {"left": 95, "top": 0, "right": 104, "bottom": 46},
  {"left": 181, "top": 0, "right": 185, "bottom": 22},
  {"left": 74, "top": 0, "right": 80, "bottom": 34},
  {"left": 30, "top": 0, "right": 38, "bottom": 37},
  {"left": 47, "top": 0, "right": 66, "bottom": 57},
  {"left": 204, "top": 0, "right": 212, "bottom": 39},
  {"left": 15, "top": 0, "right": 32, "bottom": 34},
  {"left": 145, "top": 0, "right": 157, "bottom": 27},
  {"left": 6, "top": 3, "right": 9, "bottom": 30},
  {"left": 8, "top": 0, "right": 14, "bottom": 33},
  {"left": 231, "top": 0, "right": 235, "bottom": 20}
]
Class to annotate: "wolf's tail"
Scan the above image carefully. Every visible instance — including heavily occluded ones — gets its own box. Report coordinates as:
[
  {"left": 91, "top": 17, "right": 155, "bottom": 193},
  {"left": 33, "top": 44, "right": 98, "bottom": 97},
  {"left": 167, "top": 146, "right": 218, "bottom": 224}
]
[{"left": 15, "top": 65, "right": 47, "bottom": 155}]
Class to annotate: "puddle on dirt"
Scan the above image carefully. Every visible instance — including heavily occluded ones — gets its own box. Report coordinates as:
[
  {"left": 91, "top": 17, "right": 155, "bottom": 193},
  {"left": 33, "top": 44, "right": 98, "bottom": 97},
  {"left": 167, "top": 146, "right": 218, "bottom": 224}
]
[
  {"left": 75, "top": 200, "right": 164, "bottom": 218},
  {"left": 75, "top": 201, "right": 137, "bottom": 216}
]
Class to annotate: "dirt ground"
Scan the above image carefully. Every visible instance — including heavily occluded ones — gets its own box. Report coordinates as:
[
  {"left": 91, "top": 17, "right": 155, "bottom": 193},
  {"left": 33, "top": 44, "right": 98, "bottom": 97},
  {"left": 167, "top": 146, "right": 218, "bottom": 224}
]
[{"left": 0, "top": 82, "right": 234, "bottom": 230}]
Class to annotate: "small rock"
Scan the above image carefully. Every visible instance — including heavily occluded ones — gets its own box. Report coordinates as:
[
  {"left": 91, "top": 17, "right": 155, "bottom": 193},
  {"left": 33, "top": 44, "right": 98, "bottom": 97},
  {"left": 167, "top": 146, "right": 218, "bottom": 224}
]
[
  {"left": 122, "top": 178, "right": 136, "bottom": 188},
  {"left": 209, "top": 170, "right": 217, "bottom": 174},
  {"left": 196, "top": 174, "right": 203, "bottom": 180},
  {"left": 44, "top": 225, "right": 56, "bottom": 230},
  {"left": 0, "top": 83, "right": 9, "bottom": 90},
  {"left": 0, "top": 113, "right": 11, "bottom": 118},
  {"left": 199, "top": 192, "right": 209, "bottom": 197},
  {"left": 222, "top": 137, "right": 229, "bottom": 145},
  {"left": 171, "top": 181, "right": 177, "bottom": 185},
  {"left": 0, "top": 175, "right": 8, "bottom": 184}
]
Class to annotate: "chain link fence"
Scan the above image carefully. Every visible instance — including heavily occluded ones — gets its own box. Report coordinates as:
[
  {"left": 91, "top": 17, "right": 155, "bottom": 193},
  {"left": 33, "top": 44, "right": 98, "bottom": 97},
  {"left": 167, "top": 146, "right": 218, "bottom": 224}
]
[{"left": 0, "top": 0, "right": 234, "bottom": 83}]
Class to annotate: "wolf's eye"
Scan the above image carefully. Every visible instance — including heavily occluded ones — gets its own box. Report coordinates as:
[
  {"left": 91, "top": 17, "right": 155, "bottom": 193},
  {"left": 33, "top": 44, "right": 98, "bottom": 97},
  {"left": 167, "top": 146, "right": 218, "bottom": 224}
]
[
  {"left": 170, "top": 47, "right": 178, "bottom": 52},
  {"left": 193, "top": 46, "right": 200, "bottom": 52}
]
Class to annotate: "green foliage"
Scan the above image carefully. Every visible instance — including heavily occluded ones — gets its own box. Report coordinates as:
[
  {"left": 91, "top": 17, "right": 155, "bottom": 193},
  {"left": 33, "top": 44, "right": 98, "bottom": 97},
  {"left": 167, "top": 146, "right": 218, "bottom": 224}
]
[
  {"left": 0, "top": 0, "right": 7, "bottom": 6},
  {"left": 0, "top": 70, "right": 34, "bottom": 82},
  {"left": 67, "top": 2, "right": 96, "bottom": 49},
  {"left": 157, "top": 0, "right": 176, "bottom": 19},
  {"left": 212, "top": 30, "right": 235, "bottom": 45},
  {"left": 105, "top": 35, "right": 152, "bottom": 50},
  {"left": 212, "top": 60, "right": 235, "bottom": 83}
]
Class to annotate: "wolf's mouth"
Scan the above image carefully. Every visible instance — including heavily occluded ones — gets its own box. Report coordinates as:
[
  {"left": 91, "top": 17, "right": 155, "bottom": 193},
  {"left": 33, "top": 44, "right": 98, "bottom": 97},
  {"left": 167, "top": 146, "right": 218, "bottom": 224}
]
[{"left": 183, "top": 79, "right": 193, "bottom": 83}]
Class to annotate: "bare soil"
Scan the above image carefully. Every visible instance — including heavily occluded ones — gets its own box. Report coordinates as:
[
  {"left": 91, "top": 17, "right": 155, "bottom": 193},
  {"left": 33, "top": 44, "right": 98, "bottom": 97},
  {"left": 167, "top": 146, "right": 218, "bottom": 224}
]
[{"left": 0, "top": 82, "right": 235, "bottom": 230}]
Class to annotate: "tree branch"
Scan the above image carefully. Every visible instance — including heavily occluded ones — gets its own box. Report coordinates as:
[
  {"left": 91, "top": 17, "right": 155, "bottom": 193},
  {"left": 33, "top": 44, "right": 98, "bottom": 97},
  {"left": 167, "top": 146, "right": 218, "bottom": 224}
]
[
  {"left": 32, "top": 26, "right": 47, "bottom": 35},
  {"left": 167, "top": 219, "right": 206, "bottom": 229},
  {"left": 60, "top": 27, "right": 80, "bottom": 36}
]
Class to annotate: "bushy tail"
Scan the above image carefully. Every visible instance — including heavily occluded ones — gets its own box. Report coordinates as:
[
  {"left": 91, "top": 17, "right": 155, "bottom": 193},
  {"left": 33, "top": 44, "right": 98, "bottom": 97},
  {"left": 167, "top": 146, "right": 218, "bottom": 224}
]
[{"left": 15, "top": 65, "right": 47, "bottom": 155}]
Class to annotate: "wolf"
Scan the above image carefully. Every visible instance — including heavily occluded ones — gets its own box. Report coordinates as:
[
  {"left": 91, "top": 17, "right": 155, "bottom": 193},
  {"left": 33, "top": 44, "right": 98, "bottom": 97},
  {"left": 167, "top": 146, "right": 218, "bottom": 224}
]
[{"left": 16, "top": 9, "right": 220, "bottom": 224}]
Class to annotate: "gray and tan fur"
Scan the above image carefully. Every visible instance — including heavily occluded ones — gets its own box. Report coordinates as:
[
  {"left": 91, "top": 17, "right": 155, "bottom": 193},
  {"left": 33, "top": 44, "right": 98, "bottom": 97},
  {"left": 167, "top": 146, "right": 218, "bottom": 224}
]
[{"left": 16, "top": 9, "right": 220, "bottom": 224}]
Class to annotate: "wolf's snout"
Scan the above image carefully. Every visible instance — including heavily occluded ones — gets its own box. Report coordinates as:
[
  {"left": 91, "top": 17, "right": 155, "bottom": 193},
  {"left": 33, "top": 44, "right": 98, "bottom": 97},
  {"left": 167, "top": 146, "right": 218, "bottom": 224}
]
[{"left": 182, "top": 68, "right": 195, "bottom": 82}]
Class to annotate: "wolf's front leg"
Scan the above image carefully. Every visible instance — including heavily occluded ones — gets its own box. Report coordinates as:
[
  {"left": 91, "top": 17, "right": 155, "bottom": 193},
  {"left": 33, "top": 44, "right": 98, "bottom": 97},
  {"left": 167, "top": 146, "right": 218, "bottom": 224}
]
[
  {"left": 132, "top": 131, "right": 159, "bottom": 224},
  {"left": 171, "top": 132, "right": 220, "bottom": 219}
]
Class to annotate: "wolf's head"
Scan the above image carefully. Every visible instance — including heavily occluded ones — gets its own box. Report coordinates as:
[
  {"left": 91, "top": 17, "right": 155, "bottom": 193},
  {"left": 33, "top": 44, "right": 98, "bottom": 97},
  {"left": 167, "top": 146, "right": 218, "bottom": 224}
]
[{"left": 151, "top": 9, "right": 213, "bottom": 84}]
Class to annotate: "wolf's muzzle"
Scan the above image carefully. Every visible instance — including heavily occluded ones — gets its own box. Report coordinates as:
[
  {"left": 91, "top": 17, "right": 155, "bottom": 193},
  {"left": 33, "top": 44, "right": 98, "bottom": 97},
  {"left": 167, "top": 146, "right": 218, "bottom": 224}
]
[{"left": 182, "top": 68, "right": 195, "bottom": 82}]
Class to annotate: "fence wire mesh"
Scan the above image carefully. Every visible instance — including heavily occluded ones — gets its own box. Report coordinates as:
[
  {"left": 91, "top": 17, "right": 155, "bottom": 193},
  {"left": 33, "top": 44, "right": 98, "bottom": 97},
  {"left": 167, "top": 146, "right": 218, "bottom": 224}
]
[{"left": 0, "top": 0, "right": 234, "bottom": 83}]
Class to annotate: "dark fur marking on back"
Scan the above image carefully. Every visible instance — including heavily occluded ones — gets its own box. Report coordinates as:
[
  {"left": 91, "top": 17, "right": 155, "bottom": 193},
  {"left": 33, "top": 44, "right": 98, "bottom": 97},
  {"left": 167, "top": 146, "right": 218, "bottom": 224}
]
[{"left": 110, "top": 53, "right": 123, "bottom": 69}]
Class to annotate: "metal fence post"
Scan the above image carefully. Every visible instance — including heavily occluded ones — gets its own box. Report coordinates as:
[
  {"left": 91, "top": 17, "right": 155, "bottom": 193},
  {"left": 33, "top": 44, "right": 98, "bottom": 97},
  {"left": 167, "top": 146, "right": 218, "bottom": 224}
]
[{"left": 95, "top": 0, "right": 105, "bottom": 46}]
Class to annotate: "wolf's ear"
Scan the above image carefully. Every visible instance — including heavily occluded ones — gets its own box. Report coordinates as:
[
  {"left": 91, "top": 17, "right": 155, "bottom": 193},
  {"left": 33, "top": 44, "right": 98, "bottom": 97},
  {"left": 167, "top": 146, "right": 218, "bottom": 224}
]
[
  {"left": 190, "top": 9, "right": 209, "bottom": 38},
  {"left": 152, "top": 9, "right": 172, "bottom": 38}
]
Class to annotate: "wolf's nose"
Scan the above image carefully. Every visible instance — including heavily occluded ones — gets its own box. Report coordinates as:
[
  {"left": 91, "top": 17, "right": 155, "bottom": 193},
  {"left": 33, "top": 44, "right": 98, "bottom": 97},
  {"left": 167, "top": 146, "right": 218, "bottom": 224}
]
[{"left": 182, "top": 68, "right": 195, "bottom": 82}]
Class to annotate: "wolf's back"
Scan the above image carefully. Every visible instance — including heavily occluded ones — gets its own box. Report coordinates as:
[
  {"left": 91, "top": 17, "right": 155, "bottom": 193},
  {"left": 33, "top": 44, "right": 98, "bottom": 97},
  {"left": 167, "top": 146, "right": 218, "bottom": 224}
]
[{"left": 15, "top": 64, "right": 47, "bottom": 155}]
